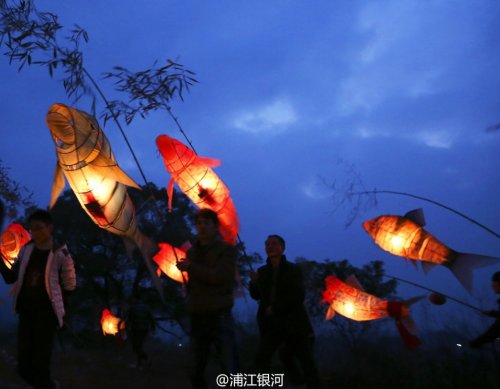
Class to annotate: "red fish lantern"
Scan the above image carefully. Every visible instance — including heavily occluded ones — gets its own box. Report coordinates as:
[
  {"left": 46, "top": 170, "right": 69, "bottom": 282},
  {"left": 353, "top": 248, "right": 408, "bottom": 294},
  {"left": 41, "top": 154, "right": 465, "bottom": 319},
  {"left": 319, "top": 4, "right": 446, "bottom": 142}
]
[
  {"left": 322, "top": 275, "right": 423, "bottom": 348},
  {"left": 100, "top": 308, "right": 124, "bottom": 336},
  {"left": 153, "top": 242, "right": 189, "bottom": 283},
  {"left": 0, "top": 223, "right": 30, "bottom": 269},
  {"left": 362, "top": 208, "right": 499, "bottom": 292},
  {"left": 156, "top": 134, "right": 239, "bottom": 245}
]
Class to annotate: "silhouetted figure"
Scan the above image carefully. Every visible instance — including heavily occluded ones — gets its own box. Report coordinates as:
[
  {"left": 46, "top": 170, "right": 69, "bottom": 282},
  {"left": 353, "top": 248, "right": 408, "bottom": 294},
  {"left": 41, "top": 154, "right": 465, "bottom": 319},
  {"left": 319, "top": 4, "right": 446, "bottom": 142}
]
[
  {"left": 126, "top": 294, "right": 155, "bottom": 368},
  {"left": 469, "top": 271, "right": 500, "bottom": 348},
  {"left": 176, "top": 208, "right": 238, "bottom": 389},
  {"left": 0, "top": 209, "right": 76, "bottom": 389},
  {"left": 249, "top": 234, "right": 320, "bottom": 389}
]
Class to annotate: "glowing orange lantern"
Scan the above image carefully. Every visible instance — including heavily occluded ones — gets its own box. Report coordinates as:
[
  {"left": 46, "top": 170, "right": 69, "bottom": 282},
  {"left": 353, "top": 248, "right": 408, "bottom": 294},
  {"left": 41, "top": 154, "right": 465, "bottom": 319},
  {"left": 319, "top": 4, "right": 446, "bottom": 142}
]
[
  {"left": 362, "top": 208, "right": 499, "bottom": 292},
  {"left": 156, "top": 134, "right": 239, "bottom": 245},
  {"left": 322, "top": 275, "right": 423, "bottom": 348},
  {"left": 0, "top": 223, "right": 31, "bottom": 269},
  {"left": 100, "top": 308, "right": 124, "bottom": 336},
  {"left": 153, "top": 242, "right": 189, "bottom": 283},
  {"left": 46, "top": 103, "right": 163, "bottom": 300}
]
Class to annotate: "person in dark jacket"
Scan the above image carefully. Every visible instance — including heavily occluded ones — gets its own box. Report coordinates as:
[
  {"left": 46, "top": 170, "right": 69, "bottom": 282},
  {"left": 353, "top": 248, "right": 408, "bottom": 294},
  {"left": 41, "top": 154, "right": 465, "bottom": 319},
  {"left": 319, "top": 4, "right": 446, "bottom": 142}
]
[
  {"left": 249, "top": 234, "right": 320, "bottom": 388},
  {"left": 469, "top": 270, "right": 500, "bottom": 348},
  {"left": 176, "top": 208, "right": 238, "bottom": 389},
  {"left": 126, "top": 294, "right": 156, "bottom": 368},
  {"left": 0, "top": 209, "right": 76, "bottom": 389}
]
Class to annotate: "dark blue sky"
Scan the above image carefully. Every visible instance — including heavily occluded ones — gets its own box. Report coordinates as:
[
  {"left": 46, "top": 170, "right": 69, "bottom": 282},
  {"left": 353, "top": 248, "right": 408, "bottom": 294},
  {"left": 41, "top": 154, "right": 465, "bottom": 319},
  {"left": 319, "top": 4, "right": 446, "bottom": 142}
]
[{"left": 1, "top": 1, "right": 499, "bottom": 331}]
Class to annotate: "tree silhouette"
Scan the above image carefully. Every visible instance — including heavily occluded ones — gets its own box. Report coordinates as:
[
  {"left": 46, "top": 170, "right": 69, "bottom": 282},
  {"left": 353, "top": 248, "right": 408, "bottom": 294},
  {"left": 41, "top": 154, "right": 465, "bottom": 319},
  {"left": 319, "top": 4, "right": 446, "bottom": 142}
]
[
  {"left": 0, "top": 158, "right": 35, "bottom": 223},
  {"left": 0, "top": 0, "right": 197, "bottom": 187},
  {"left": 50, "top": 184, "right": 197, "bottom": 341}
]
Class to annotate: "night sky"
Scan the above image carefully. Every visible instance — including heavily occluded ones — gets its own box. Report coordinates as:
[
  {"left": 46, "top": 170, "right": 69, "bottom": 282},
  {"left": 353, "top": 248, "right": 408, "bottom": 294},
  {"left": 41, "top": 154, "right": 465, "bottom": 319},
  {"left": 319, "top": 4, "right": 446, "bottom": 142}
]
[{"left": 1, "top": 0, "right": 499, "bottom": 332}]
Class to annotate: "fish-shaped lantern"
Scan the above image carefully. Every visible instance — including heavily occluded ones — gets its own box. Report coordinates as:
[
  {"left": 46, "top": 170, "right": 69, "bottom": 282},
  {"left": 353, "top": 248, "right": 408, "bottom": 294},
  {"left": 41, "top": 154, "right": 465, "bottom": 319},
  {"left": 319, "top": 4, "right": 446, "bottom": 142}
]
[
  {"left": 0, "top": 223, "right": 31, "bottom": 269},
  {"left": 362, "top": 208, "right": 499, "bottom": 292},
  {"left": 156, "top": 134, "right": 239, "bottom": 245},
  {"left": 322, "top": 275, "right": 423, "bottom": 348},
  {"left": 153, "top": 242, "right": 189, "bottom": 283},
  {"left": 46, "top": 103, "right": 163, "bottom": 299},
  {"left": 100, "top": 308, "right": 124, "bottom": 336}
]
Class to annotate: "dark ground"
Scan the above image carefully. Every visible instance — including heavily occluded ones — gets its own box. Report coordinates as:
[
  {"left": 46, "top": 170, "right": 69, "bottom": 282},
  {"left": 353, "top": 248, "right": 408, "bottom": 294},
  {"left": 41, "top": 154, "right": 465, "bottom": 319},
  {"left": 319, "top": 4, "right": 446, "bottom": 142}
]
[
  {"left": 1, "top": 328, "right": 499, "bottom": 389},
  {"left": 0, "top": 331, "right": 192, "bottom": 389}
]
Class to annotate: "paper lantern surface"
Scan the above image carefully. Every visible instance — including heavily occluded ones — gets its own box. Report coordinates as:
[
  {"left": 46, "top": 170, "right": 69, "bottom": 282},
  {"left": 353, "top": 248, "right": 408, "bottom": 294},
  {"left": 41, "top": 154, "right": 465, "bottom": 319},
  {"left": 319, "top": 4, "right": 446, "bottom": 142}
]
[
  {"left": 100, "top": 308, "right": 124, "bottom": 336},
  {"left": 156, "top": 134, "right": 239, "bottom": 245},
  {"left": 0, "top": 223, "right": 31, "bottom": 269},
  {"left": 322, "top": 275, "right": 422, "bottom": 348},
  {"left": 46, "top": 103, "right": 141, "bottom": 239},
  {"left": 153, "top": 242, "right": 189, "bottom": 283},
  {"left": 362, "top": 208, "right": 499, "bottom": 292},
  {"left": 322, "top": 275, "right": 398, "bottom": 321}
]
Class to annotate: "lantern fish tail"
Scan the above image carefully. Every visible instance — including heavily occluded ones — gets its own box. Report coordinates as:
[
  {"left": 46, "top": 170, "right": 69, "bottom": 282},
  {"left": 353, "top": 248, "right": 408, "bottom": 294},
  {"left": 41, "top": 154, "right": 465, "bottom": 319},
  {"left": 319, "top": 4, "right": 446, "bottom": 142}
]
[{"left": 448, "top": 252, "right": 500, "bottom": 293}]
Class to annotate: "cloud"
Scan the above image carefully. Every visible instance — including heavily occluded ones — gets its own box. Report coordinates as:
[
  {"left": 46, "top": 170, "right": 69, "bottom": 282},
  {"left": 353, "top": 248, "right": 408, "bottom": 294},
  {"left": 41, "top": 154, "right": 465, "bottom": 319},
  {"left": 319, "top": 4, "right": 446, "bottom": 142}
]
[
  {"left": 300, "top": 177, "right": 331, "bottom": 200},
  {"left": 354, "top": 126, "right": 454, "bottom": 149},
  {"left": 231, "top": 99, "right": 298, "bottom": 134},
  {"left": 415, "top": 130, "right": 453, "bottom": 149}
]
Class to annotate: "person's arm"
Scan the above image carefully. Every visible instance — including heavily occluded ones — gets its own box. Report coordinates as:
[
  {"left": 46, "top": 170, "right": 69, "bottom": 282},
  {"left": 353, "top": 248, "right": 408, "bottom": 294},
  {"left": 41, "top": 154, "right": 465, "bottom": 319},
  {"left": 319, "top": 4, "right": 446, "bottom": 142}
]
[
  {"left": 0, "top": 256, "right": 19, "bottom": 284},
  {"left": 469, "top": 319, "right": 500, "bottom": 348}
]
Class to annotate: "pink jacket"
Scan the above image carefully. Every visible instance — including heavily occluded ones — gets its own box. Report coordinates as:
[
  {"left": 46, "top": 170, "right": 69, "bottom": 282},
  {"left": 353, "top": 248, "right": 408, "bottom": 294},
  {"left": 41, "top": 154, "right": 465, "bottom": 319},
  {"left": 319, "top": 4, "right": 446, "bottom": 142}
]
[{"left": 11, "top": 242, "right": 76, "bottom": 327}]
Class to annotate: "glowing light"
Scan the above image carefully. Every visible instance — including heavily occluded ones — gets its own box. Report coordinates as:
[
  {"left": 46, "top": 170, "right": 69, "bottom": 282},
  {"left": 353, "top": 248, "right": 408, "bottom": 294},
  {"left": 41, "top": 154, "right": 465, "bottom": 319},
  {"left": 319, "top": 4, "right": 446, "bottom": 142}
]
[
  {"left": 344, "top": 302, "right": 355, "bottom": 316},
  {"left": 100, "top": 309, "right": 123, "bottom": 336},
  {"left": 153, "top": 243, "right": 189, "bottom": 283},
  {"left": 0, "top": 223, "right": 31, "bottom": 269},
  {"left": 390, "top": 235, "right": 405, "bottom": 252}
]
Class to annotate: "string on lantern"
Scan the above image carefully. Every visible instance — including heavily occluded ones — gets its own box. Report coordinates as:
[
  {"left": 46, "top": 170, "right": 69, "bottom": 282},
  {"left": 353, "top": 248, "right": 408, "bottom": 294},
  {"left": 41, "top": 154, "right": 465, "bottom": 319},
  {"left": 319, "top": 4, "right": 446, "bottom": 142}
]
[{"left": 384, "top": 274, "right": 482, "bottom": 313}]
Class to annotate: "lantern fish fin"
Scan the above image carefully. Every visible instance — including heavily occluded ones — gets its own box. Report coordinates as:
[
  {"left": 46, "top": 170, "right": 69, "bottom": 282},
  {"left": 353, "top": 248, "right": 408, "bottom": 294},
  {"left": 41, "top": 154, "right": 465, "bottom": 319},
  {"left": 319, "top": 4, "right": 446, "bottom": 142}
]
[
  {"left": 194, "top": 156, "right": 221, "bottom": 168},
  {"left": 325, "top": 305, "right": 336, "bottom": 320},
  {"left": 421, "top": 261, "right": 437, "bottom": 273},
  {"left": 395, "top": 319, "right": 422, "bottom": 349},
  {"left": 345, "top": 274, "right": 364, "bottom": 291},
  {"left": 403, "top": 295, "right": 426, "bottom": 307},
  {"left": 449, "top": 252, "right": 500, "bottom": 293},
  {"left": 181, "top": 240, "right": 192, "bottom": 252},
  {"left": 404, "top": 208, "right": 426, "bottom": 227},
  {"left": 400, "top": 314, "right": 419, "bottom": 335},
  {"left": 167, "top": 177, "right": 175, "bottom": 212},
  {"left": 50, "top": 163, "right": 66, "bottom": 209},
  {"left": 89, "top": 157, "right": 140, "bottom": 189}
]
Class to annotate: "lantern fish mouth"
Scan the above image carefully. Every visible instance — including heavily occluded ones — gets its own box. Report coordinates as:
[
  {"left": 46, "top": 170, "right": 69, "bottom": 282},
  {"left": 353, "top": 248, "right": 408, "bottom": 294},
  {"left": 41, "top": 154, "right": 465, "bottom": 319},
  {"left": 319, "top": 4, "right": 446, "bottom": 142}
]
[
  {"left": 362, "top": 220, "right": 373, "bottom": 233},
  {"left": 47, "top": 103, "right": 77, "bottom": 144}
]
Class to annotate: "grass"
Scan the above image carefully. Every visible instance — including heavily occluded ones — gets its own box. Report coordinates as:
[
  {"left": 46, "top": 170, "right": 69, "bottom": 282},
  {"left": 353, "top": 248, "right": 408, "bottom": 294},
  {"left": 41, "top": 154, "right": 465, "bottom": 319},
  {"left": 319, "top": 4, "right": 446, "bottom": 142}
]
[{"left": 1, "top": 328, "right": 499, "bottom": 388}]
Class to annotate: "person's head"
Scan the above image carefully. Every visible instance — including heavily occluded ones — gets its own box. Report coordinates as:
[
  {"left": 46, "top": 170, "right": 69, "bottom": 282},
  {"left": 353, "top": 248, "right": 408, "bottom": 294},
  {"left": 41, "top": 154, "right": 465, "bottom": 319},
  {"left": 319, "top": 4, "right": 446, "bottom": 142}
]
[
  {"left": 28, "top": 209, "right": 54, "bottom": 247},
  {"left": 265, "top": 234, "right": 285, "bottom": 259},
  {"left": 194, "top": 208, "right": 219, "bottom": 243},
  {"left": 491, "top": 271, "right": 500, "bottom": 294}
]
